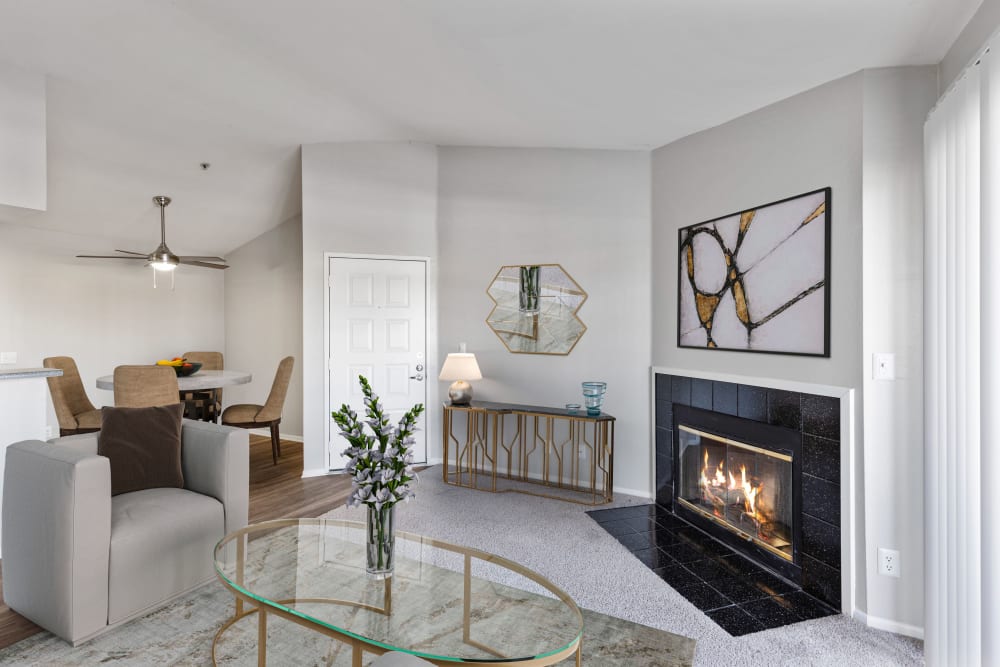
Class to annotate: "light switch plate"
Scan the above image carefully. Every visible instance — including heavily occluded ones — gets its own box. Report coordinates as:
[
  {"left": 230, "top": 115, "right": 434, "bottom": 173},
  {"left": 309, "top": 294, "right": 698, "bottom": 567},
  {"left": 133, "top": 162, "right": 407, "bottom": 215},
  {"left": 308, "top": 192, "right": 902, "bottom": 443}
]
[
  {"left": 873, "top": 353, "right": 895, "bottom": 380},
  {"left": 0, "top": 351, "right": 16, "bottom": 364}
]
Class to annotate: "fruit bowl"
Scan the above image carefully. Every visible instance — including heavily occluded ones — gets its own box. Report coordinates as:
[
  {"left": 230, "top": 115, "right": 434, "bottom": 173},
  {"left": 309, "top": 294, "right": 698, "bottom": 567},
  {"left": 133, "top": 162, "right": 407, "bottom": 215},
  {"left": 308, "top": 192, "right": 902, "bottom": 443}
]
[{"left": 175, "top": 361, "right": 202, "bottom": 377}]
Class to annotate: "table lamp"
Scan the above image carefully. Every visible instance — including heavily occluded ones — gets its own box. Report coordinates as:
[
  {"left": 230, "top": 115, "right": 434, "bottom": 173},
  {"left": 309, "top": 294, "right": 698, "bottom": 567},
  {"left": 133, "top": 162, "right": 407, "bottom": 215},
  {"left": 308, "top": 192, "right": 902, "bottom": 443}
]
[{"left": 438, "top": 353, "right": 482, "bottom": 405}]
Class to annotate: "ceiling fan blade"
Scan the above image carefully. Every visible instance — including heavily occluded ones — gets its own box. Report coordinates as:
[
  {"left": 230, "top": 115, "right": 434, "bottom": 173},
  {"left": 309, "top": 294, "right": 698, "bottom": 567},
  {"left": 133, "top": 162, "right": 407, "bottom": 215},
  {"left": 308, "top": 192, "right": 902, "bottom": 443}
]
[
  {"left": 114, "top": 249, "right": 148, "bottom": 256},
  {"left": 76, "top": 255, "right": 147, "bottom": 260},
  {"left": 179, "top": 259, "right": 229, "bottom": 270},
  {"left": 178, "top": 255, "right": 227, "bottom": 262}
]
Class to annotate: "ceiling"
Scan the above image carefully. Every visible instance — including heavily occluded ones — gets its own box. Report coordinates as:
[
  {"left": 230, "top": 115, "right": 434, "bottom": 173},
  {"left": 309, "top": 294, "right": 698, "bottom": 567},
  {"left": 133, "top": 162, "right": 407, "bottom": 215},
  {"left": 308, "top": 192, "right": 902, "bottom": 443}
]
[{"left": 0, "top": 0, "right": 981, "bottom": 256}]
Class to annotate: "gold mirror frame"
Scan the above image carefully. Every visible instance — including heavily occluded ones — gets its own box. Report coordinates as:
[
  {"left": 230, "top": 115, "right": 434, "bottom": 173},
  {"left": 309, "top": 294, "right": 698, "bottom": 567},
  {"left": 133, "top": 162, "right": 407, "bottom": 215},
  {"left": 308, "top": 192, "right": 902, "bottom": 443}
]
[{"left": 485, "top": 264, "right": 588, "bottom": 355}]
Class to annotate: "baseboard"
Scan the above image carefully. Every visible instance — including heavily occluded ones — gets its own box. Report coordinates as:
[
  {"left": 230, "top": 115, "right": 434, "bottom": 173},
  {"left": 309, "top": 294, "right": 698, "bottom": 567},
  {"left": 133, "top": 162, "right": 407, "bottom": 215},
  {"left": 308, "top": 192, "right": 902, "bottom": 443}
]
[
  {"left": 852, "top": 609, "right": 924, "bottom": 640},
  {"left": 301, "top": 467, "right": 335, "bottom": 478},
  {"left": 417, "top": 462, "right": 652, "bottom": 500},
  {"left": 613, "top": 485, "right": 654, "bottom": 500},
  {"left": 249, "top": 428, "right": 303, "bottom": 442}
]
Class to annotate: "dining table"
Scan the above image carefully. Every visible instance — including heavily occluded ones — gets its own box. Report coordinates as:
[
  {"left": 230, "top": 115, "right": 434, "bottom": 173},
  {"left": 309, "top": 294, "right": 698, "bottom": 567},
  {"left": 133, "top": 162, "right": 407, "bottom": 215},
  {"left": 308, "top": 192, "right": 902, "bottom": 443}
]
[
  {"left": 95, "top": 369, "right": 253, "bottom": 393},
  {"left": 96, "top": 370, "right": 253, "bottom": 422}
]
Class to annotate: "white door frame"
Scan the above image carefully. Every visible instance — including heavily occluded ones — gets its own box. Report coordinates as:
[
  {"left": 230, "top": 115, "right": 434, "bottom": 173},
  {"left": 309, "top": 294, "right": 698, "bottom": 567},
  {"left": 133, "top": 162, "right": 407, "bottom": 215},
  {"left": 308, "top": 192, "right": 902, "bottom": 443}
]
[{"left": 324, "top": 252, "right": 437, "bottom": 471}]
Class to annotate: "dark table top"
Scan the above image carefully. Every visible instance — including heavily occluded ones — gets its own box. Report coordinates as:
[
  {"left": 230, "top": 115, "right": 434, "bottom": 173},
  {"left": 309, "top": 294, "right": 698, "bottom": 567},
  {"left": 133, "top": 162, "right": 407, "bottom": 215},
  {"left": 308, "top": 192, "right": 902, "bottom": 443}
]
[{"left": 443, "top": 400, "right": 614, "bottom": 421}]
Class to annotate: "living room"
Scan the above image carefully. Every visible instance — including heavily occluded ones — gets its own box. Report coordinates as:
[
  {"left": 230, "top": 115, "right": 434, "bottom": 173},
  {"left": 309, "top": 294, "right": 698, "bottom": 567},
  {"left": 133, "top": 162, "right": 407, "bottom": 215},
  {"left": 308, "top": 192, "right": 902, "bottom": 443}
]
[{"left": 0, "top": 1, "right": 995, "bottom": 665}]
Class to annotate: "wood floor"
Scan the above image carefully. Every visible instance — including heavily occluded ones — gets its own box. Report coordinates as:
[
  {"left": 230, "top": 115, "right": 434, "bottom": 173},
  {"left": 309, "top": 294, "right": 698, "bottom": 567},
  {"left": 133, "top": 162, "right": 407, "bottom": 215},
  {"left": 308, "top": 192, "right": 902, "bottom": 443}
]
[{"left": 0, "top": 435, "right": 352, "bottom": 651}]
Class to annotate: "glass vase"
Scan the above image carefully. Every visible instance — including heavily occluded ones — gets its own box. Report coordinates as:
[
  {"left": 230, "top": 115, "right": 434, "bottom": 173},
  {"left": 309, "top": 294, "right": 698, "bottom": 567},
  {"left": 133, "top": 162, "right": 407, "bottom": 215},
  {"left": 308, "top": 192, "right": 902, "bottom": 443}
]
[
  {"left": 582, "top": 381, "right": 607, "bottom": 416},
  {"left": 519, "top": 265, "right": 541, "bottom": 313},
  {"left": 366, "top": 504, "right": 395, "bottom": 578}
]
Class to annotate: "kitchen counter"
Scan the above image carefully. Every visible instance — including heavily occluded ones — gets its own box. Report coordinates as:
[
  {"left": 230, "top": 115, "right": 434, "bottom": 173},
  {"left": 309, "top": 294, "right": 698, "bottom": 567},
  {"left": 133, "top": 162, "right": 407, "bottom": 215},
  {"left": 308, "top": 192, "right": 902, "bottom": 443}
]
[{"left": 0, "top": 367, "right": 62, "bottom": 380}]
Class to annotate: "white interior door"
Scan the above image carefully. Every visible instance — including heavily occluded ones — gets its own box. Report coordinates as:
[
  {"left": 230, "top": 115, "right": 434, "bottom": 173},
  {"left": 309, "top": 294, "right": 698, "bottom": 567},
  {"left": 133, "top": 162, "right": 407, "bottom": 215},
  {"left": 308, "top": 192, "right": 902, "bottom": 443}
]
[{"left": 328, "top": 256, "right": 427, "bottom": 470}]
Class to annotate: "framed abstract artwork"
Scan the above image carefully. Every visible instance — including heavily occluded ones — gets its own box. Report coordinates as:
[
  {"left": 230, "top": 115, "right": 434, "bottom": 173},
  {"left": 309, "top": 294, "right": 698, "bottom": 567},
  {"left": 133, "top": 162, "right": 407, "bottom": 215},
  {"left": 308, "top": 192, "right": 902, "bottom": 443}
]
[{"left": 677, "top": 187, "right": 831, "bottom": 357}]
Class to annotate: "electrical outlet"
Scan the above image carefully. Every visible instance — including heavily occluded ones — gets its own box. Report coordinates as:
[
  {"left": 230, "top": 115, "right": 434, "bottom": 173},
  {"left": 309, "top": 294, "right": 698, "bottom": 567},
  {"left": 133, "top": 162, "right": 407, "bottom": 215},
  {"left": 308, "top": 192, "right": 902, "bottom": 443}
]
[
  {"left": 878, "top": 547, "right": 901, "bottom": 578},
  {"left": 44, "top": 425, "right": 53, "bottom": 439},
  {"left": 0, "top": 351, "right": 16, "bottom": 365}
]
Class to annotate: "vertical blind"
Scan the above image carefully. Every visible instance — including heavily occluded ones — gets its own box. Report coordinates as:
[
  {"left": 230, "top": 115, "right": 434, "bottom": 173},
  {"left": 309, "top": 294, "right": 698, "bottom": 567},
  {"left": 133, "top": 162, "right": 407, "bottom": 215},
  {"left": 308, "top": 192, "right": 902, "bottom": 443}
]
[{"left": 924, "top": 46, "right": 999, "bottom": 666}]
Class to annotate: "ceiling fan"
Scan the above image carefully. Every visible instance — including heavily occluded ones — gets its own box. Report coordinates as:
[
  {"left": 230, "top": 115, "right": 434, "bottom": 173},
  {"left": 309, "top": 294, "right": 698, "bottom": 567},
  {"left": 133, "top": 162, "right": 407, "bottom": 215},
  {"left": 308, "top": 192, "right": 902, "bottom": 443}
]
[{"left": 77, "top": 196, "right": 228, "bottom": 271}]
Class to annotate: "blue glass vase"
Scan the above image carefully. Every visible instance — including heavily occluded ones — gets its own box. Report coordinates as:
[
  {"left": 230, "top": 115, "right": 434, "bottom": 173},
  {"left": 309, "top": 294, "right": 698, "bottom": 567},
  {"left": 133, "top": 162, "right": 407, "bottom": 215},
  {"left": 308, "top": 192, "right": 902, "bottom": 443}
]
[{"left": 582, "top": 381, "right": 607, "bottom": 416}]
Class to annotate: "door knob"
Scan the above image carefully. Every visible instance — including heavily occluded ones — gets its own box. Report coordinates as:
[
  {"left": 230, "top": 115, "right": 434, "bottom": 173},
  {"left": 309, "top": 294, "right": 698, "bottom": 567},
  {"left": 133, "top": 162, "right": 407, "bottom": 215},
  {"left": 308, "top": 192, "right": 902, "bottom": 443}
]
[{"left": 410, "top": 374, "right": 424, "bottom": 381}]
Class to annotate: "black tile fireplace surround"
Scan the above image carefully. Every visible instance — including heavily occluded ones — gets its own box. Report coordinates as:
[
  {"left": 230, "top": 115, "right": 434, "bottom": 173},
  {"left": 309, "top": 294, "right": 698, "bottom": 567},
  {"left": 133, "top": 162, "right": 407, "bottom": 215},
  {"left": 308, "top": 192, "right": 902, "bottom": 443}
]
[
  {"left": 586, "top": 373, "right": 843, "bottom": 636},
  {"left": 655, "top": 373, "right": 842, "bottom": 610}
]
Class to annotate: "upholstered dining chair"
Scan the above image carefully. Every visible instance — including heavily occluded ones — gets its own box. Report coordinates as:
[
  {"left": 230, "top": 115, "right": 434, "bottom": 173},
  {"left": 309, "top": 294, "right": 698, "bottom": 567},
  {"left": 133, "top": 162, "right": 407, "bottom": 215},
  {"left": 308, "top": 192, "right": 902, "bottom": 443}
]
[
  {"left": 181, "top": 351, "right": 224, "bottom": 422},
  {"left": 222, "top": 356, "right": 294, "bottom": 465},
  {"left": 113, "top": 366, "right": 180, "bottom": 408},
  {"left": 43, "top": 356, "right": 102, "bottom": 436}
]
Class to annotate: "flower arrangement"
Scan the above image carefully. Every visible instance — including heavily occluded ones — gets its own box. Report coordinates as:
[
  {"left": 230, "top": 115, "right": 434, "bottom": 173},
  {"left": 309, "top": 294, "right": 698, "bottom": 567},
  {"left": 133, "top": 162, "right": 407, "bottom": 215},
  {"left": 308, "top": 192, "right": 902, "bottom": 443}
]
[{"left": 332, "top": 375, "right": 424, "bottom": 575}]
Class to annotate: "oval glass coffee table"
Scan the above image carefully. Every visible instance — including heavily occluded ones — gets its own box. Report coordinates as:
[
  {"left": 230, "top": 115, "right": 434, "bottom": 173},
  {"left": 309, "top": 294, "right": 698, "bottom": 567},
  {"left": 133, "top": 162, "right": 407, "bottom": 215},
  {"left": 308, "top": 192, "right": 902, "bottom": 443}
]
[{"left": 213, "top": 518, "right": 583, "bottom": 666}]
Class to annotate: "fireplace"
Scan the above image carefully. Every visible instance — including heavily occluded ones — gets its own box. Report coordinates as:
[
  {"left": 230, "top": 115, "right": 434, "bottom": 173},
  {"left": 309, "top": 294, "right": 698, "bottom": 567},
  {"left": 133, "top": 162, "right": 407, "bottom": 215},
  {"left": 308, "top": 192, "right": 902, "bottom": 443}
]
[{"left": 673, "top": 404, "right": 802, "bottom": 581}]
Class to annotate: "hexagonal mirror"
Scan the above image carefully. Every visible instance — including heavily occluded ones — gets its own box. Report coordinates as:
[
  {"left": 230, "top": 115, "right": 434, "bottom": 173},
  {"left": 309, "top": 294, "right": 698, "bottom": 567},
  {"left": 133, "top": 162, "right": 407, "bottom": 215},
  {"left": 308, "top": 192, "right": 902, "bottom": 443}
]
[{"left": 486, "top": 264, "right": 587, "bottom": 355}]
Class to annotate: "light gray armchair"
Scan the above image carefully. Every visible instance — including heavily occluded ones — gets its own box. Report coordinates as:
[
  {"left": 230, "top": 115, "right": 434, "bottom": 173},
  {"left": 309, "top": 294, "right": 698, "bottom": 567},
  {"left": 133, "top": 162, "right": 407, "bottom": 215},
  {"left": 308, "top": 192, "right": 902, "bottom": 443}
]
[{"left": 2, "top": 420, "right": 248, "bottom": 645}]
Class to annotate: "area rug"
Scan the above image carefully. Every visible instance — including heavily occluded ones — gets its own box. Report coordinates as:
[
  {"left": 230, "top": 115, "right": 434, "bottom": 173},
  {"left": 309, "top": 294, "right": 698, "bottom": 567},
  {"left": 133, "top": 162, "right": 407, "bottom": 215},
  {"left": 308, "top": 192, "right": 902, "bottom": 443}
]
[
  {"left": 0, "top": 467, "right": 922, "bottom": 665},
  {"left": 0, "top": 584, "right": 693, "bottom": 666}
]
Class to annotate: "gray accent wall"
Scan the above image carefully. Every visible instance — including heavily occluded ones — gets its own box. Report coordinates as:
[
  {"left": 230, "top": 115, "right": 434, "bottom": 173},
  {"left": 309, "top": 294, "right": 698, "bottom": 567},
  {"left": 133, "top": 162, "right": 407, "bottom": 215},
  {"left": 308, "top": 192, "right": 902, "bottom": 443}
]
[
  {"left": 652, "top": 68, "right": 936, "bottom": 634},
  {"left": 301, "top": 142, "right": 440, "bottom": 474},
  {"left": 224, "top": 215, "right": 304, "bottom": 436},
  {"left": 437, "top": 147, "right": 651, "bottom": 496}
]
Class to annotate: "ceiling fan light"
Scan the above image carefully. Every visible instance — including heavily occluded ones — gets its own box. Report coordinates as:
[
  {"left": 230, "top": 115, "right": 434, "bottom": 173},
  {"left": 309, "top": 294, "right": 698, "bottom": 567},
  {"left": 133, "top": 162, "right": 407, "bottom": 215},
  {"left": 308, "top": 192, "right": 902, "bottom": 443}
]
[
  {"left": 150, "top": 259, "right": 178, "bottom": 272},
  {"left": 149, "top": 243, "right": 179, "bottom": 271}
]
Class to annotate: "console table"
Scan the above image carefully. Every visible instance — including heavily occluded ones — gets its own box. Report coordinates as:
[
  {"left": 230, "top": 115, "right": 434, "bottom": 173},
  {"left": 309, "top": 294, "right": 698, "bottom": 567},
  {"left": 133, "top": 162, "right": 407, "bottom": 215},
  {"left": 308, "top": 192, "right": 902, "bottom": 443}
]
[{"left": 442, "top": 401, "right": 615, "bottom": 505}]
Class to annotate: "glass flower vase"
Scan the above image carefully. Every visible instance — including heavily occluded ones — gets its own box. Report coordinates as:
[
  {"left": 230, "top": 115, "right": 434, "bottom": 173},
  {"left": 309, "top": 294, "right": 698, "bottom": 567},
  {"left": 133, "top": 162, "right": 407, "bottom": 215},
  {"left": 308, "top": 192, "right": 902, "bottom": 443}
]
[
  {"left": 519, "top": 265, "right": 541, "bottom": 313},
  {"left": 582, "top": 381, "right": 607, "bottom": 416},
  {"left": 366, "top": 504, "right": 396, "bottom": 578}
]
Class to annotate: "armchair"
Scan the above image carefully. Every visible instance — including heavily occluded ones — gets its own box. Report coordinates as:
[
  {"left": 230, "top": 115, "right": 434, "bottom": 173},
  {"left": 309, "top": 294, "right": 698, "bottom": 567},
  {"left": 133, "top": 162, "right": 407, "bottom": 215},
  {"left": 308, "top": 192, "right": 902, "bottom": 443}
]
[{"left": 1, "top": 420, "right": 248, "bottom": 645}]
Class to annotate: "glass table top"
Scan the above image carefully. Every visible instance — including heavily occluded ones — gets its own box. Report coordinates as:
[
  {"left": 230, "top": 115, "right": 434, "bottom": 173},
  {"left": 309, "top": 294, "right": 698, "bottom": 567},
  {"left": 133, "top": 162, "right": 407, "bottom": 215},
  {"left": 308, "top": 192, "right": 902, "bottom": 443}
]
[{"left": 213, "top": 519, "right": 582, "bottom": 664}]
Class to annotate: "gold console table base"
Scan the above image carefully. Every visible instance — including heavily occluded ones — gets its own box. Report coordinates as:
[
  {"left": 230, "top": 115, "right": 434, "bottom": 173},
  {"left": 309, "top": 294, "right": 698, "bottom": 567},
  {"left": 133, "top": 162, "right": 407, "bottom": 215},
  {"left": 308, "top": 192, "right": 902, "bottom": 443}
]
[{"left": 442, "top": 402, "right": 615, "bottom": 505}]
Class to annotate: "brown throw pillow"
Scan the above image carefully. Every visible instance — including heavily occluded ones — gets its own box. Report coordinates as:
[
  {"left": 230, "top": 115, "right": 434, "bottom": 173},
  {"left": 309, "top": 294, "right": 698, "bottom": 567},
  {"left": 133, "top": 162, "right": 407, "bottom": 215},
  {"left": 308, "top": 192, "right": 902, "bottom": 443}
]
[{"left": 98, "top": 404, "right": 184, "bottom": 496}]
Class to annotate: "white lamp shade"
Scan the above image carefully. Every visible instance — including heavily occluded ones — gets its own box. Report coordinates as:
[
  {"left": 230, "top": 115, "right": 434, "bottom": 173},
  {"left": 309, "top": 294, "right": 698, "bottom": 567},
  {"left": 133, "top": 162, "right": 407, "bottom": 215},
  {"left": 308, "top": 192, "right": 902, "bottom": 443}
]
[{"left": 438, "top": 353, "right": 482, "bottom": 381}]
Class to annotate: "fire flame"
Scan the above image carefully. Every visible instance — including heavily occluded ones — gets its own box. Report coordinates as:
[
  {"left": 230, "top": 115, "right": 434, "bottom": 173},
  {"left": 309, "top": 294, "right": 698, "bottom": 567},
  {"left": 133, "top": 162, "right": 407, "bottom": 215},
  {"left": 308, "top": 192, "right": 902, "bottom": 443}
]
[{"left": 698, "top": 452, "right": 767, "bottom": 535}]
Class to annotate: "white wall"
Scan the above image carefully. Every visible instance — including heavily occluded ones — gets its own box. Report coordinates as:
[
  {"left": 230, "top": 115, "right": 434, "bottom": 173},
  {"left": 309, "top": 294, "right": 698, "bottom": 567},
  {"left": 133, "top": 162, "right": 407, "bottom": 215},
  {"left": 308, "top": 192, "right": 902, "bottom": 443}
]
[
  {"left": 0, "top": 61, "right": 45, "bottom": 211},
  {"left": 301, "top": 142, "right": 439, "bottom": 474},
  {"left": 437, "top": 147, "right": 652, "bottom": 496},
  {"left": 861, "top": 66, "right": 937, "bottom": 636},
  {"left": 225, "top": 215, "right": 303, "bottom": 436},
  {"left": 0, "top": 222, "right": 225, "bottom": 432}
]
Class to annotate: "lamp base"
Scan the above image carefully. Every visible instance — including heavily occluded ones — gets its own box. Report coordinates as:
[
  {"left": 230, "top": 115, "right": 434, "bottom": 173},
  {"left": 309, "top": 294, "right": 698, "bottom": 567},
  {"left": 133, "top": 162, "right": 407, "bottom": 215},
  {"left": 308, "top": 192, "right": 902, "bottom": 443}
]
[{"left": 448, "top": 380, "right": 473, "bottom": 405}]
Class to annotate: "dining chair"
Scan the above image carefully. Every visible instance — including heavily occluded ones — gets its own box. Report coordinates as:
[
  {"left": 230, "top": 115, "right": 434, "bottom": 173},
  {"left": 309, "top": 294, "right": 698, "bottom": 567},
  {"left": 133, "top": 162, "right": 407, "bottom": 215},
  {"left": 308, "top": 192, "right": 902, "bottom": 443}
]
[
  {"left": 181, "top": 351, "right": 224, "bottom": 422},
  {"left": 42, "top": 356, "right": 102, "bottom": 437},
  {"left": 222, "top": 356, "right": 294, "bottom": 465},
  {"left": 113, "top": 365, "right": 181, "bottom": 408}
]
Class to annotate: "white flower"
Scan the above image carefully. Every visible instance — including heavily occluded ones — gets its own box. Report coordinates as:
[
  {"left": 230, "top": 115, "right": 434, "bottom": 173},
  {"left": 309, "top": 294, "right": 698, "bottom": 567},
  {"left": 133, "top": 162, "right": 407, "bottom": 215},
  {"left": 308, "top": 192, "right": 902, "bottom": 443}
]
[{"left": 373, "top": 487, "right": 397, "bottom": 511}]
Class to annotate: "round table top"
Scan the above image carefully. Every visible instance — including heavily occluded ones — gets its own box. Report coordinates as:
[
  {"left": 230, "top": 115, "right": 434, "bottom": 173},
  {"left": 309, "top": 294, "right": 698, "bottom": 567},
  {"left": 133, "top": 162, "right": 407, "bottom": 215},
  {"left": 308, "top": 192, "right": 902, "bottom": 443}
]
[
  {"left": 96, "top": 369, "right": 252, "bottom": 391},
  {"left": 213, "top": 518, "right": 582, "bottom": 665}
]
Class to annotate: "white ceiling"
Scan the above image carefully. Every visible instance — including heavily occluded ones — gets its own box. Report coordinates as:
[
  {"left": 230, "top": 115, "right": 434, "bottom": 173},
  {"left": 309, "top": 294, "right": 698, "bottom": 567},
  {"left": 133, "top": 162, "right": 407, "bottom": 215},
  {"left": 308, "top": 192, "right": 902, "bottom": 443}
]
[{"left": 0, "top": 0, "right": 981, "bottom": 256}]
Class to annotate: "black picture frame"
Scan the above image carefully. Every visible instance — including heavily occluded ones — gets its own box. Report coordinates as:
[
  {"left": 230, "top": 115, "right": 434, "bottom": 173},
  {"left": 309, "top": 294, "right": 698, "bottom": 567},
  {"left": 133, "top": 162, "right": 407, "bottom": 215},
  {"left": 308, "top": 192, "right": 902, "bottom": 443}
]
[{"left": 676, "top": 187, "right": 832, "bottom": 358}]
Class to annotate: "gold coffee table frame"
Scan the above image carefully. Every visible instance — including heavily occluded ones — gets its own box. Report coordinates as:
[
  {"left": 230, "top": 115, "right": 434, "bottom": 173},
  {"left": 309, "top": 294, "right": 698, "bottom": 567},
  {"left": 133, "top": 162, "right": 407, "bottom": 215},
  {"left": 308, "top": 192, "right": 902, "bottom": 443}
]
[
  {"left": 443, "top": 402, "right": 615, "bottom": 505},
  {"left": 212, "top": 518, "right": 583, "bottom": 666}
]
